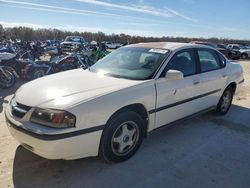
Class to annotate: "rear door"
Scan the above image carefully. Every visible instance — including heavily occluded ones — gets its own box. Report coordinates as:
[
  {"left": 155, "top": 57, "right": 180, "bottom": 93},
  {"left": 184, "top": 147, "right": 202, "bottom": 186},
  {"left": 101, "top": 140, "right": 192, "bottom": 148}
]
[
  {"left": 196, "top": 48, "right": 227, "bottom": 109},
  {"left": 154, "top": 48, "right": 202, "bottom": 128}
]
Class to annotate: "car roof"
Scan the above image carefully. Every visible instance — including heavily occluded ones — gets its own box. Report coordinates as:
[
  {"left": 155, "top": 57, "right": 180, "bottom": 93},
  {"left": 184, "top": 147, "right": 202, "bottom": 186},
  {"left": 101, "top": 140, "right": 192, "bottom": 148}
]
[
  {"left": 66, "top": 36, "right": 84, "bottom": 38},
  {"left": 126, "top": 42, "right": 208, "bottom": 50}
]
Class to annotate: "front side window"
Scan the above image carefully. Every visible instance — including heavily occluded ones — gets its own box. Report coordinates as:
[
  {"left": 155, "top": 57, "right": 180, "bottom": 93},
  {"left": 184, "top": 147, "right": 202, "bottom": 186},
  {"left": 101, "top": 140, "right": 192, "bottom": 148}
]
[
  {"left": 197, "top": 49, "right": 221, "bottom": 72},
  {"left": 165, "top": 49, "right": 196, "bottom": 77},
  {"left": 90, "top": 47, "right": 169, "bottom": 80}
]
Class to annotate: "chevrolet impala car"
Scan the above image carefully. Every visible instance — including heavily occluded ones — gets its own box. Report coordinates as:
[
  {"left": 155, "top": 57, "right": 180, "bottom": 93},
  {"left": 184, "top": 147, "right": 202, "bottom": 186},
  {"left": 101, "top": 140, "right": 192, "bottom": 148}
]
[{"left": 5, "top": 42, "right": 244, "bottom": 162}]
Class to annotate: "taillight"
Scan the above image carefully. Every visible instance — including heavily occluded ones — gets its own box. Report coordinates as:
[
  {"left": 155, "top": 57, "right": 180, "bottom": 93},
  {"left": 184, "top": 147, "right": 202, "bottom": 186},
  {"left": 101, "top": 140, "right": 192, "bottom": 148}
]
[{"left": 23, "top": 64, "right": 33, "bottom": 76}]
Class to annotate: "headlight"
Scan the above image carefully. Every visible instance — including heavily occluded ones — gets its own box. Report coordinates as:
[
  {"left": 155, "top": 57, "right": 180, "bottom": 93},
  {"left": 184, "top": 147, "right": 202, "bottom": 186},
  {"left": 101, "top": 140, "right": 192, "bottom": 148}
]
[{"left": 30, "top": 108, "right": 76, "bottom": 128}]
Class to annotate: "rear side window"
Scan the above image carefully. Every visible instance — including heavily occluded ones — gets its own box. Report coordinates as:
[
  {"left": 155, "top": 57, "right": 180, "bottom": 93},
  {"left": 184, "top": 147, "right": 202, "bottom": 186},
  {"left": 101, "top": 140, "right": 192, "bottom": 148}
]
[{"left": 197, "top": 49, "right": 222, "bottom": 72}]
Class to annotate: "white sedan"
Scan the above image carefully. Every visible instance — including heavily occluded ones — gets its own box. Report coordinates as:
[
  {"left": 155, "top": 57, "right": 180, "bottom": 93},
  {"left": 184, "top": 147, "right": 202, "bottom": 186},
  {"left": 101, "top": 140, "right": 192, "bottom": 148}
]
[{"left": 5, "top": 42, "right": 244, "bottom": 162}]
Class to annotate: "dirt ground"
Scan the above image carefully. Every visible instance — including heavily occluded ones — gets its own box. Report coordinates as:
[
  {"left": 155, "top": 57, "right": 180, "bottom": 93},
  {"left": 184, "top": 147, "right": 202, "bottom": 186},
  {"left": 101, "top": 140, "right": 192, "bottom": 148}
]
[{"left": 0, "top": 61, "right": 250, "bottom": 188}]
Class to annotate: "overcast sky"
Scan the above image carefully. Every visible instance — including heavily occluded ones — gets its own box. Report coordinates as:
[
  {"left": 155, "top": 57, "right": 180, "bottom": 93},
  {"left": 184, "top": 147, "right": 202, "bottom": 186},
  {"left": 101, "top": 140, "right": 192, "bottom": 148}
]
[{"left": 0, "top": 0, "right": 250, "bottom": 39}]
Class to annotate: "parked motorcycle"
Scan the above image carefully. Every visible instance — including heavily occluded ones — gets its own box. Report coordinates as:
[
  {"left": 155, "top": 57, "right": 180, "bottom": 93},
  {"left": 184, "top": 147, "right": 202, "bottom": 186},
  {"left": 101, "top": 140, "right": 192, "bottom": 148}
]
[
  {"left": 44, "top": 46, "right": 61, "bottom": 56},
  {"left": 23, "top": 51, "right": 90, "bottom": 80},
  {"left": 0, "top": 52, "right": 33, "bottom": 79},
  {"left": 89, "top": 42, "right": 110, "bottom": 64}
]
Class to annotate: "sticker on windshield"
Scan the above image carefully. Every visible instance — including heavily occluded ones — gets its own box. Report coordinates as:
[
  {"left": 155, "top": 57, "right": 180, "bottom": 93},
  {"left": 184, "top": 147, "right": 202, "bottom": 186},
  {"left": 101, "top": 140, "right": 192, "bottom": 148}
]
[{"left": 149, "top": 49, "right": 168, "bottom": 54}]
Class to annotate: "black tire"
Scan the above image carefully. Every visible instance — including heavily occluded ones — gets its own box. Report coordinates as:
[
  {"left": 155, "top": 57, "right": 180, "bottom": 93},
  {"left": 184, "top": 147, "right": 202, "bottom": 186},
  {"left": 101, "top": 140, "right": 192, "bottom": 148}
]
[
  {"left": 99, "top": 110, "right": 145, "bottom": 163},
  {"left": 32, "top": 69, "right": 45, "bottom": 80},
  {"left": 61, "top": 63, "right": 76, "bottom": 71},
  {"left": 0, "top": 69, "right": 16, "bottom": 89},
  {"left": 241, "top": 53, "right": 248, "bottom": 60},
  {"left": 216, "top": 87, "right": 234, "bottom": 115}
]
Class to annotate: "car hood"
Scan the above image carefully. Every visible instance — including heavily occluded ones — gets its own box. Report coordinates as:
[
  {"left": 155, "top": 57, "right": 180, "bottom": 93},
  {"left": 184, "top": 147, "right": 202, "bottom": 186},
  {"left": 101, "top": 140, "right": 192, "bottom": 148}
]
[
  {"left": 61, "top": 41, "right": 81, "bottom": 45},
  {"left": 239, "top": 49, "right": 250, "bottom": 53},
  {"left": 15, "top": 69, "right": 142, "bottom": 109}
]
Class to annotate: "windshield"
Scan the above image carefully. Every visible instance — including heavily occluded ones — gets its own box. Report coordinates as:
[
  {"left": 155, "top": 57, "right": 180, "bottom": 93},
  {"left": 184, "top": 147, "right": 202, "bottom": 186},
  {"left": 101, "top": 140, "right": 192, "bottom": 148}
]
[
  {"left": 90, "top": 47, "right": 169, "bottom": 80},
  {"left": 65, "top": 37, "right": 82, "bottom": 42}
]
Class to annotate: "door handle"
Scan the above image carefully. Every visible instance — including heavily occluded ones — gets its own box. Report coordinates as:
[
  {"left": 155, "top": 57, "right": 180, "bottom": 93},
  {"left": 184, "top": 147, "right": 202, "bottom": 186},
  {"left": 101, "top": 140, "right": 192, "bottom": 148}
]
[
  {"left": 222, "top": 74, "right": 227, "bottom": 78},
  {"left": 193, "top": 81, "right": 200, "bottom": 85}
]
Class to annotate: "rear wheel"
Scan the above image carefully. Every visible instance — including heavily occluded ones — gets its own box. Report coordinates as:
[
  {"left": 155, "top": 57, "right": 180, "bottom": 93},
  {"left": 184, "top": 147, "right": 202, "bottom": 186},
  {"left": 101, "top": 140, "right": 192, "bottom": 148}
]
[
  {"left": 99, "top": 110, "right": 145, "bottom": 163},
  {"left": 216, "top": 87, "right": 234, "bottom": 115},
  {"left": 32, "top": 69, "right": 45, "bottom": 80}
]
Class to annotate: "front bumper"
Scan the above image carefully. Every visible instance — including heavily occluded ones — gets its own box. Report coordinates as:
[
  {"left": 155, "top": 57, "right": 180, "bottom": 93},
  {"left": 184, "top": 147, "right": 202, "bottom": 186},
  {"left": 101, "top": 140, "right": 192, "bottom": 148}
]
[
  {"left": 5, "top": 105, "right": 103, "bottom": 160},
  {"left": 61, "top": 46, "right": 73, "bottom": 52},
  {"left": 231, "top": 52, "right": 241, "bottom": 59}
]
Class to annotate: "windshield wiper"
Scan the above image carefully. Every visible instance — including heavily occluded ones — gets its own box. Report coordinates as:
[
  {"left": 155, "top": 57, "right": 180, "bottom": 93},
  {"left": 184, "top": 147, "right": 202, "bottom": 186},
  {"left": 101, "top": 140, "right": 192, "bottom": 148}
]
[{"left": 106, "top": 73, "right": 137, "bottom": 80}]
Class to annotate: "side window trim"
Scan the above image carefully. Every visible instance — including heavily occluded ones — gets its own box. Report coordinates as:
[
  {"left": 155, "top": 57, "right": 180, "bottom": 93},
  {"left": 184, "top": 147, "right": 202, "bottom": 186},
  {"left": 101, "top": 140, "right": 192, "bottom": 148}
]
[
  {"left": 194, "top": 48, "right": 201, "bottom": 74},
  {"left": 215, "top": 51, "right": 227, "bottom": 68}
]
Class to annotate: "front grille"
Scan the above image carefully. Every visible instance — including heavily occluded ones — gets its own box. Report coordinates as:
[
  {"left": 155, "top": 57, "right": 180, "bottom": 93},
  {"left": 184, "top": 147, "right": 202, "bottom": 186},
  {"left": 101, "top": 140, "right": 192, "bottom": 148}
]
[
  {"left": 11, "top": 100, "right": 32, "bottom": 119},
  {"left": 16, "top": 102, "right": 31, "bottom": 111},
  {"left": 12, "top": 109, "right": 25, "bottom": 118},
  {"left": 61, "top": 44, "right": 72, "bottom": 48}
]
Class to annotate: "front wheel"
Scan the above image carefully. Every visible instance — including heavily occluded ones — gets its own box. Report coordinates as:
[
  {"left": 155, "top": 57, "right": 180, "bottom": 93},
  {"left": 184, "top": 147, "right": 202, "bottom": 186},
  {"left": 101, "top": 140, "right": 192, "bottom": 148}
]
[
  {"left": 216, "top": 87, "right": 234, "bottom": 115},
  {"left": 241, "top": 53, "right": 249, "bottom": 60},
  {"left": 0, "top": 69, "right": 16, "bottom": 89},
  {"left": 99, "top": 110, "right": 145, "bottom": 163}
]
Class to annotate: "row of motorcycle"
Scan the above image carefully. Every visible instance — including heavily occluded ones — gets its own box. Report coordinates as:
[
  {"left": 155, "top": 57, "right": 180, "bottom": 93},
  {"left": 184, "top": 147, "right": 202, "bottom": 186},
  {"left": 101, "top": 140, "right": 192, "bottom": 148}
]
[{"left": 0, "top": 41, "right": 109, "bottom": 89}]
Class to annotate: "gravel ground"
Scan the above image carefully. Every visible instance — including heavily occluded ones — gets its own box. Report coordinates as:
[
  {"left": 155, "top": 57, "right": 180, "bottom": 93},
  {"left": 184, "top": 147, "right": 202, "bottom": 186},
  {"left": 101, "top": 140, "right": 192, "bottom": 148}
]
[{"left": 0, "top": 61, "right": 250, "bottom": 188}]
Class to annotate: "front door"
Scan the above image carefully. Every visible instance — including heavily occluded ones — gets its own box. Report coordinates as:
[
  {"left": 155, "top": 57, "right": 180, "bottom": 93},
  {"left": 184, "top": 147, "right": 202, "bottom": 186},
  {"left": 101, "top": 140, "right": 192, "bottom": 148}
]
[{"left": 154, "top": 48, "right": 203, "bottom": 128}]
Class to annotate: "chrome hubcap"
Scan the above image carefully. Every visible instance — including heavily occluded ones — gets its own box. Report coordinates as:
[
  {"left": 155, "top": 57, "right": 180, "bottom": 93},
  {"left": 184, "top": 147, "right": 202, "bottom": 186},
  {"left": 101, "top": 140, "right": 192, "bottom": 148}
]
[
  {"left": 111, "top": 121, "right": 139, "bottom": 155},
  {"left": 221, "top": 90, "right": 231, "bottom": 112}
]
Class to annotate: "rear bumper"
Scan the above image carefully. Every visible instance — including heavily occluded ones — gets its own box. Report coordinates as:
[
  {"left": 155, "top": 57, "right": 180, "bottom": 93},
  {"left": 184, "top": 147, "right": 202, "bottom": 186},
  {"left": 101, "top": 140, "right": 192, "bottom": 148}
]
[{"left": 5, "top": 108, "right": 103, "bottom": 160}]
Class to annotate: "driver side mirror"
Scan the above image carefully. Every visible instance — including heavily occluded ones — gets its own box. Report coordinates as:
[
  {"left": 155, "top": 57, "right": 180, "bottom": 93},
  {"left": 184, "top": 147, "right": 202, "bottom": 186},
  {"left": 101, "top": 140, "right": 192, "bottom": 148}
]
[{"left": 165, "top": 69, "right": 183, "bottom": 80}]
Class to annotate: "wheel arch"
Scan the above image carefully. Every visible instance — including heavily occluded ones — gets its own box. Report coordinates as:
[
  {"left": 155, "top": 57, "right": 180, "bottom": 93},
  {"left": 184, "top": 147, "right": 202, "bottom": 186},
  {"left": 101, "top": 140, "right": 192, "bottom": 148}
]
[
  {"left": 105, "top": 103, "right": 149, "bottom": 137},
  {"left": 226, "top": 82, "right": 237, "bottom": 94},
  {"left": 241, "top": 53, "right": 249, "bottom": 58}
]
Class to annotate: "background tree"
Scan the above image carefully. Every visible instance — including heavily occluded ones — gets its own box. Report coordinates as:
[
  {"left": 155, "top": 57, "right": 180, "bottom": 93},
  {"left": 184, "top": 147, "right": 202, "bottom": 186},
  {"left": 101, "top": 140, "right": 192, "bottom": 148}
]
[{"left": 0, "top": 26, "right": 249, "bottom": 45}]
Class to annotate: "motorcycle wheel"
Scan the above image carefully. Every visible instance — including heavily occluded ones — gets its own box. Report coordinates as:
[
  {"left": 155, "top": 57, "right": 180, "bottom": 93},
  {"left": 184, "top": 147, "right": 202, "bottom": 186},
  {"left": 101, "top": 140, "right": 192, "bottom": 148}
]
[
  {"left": 61, "top": 63, "right": 76, "bottom": 71},
  {"left": 0, "top": 69, "right": 16, "bottom": 89},
  {"left": 32, "top": 69, "right": 45, "bottom": 80}
]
